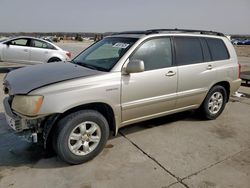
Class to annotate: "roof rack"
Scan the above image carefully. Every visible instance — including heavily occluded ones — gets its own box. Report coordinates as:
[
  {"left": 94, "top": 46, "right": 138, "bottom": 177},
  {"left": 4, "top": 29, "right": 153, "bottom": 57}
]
[
  {"left": 112, "top": 31, "right": 152, "bottom": 35},
  {"left": 112, "top": 28, "right": 225, "bottom": 37}
]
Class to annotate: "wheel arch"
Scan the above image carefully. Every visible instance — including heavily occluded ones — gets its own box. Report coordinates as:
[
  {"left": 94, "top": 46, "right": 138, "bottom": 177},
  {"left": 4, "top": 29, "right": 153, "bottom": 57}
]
[
  {"left": 47, "top": 56, "right": 62, "bottom": 63},
  {"left": 43, "top": 102, "right": 117, "bottom": 149},
  {"left": 210, "top": 81, "right": 230, "bottom": 102},
  {"left": 60, "top": 102, "right": 116, "bottom": 133}
]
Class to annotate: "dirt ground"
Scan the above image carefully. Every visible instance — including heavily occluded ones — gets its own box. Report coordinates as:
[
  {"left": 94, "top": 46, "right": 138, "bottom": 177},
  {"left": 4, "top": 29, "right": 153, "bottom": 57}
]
[{"left": 234, "top": 45, "right": 250, "bottom": 57}]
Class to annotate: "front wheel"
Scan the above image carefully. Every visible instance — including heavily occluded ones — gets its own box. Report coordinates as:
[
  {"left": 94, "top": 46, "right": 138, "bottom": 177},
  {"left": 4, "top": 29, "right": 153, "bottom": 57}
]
[
  {"left": 53, "top": 110, "right": 109, "bottom": 164},
  {"left": 199, "top": 85, "right": 227, "bottom": 120}
]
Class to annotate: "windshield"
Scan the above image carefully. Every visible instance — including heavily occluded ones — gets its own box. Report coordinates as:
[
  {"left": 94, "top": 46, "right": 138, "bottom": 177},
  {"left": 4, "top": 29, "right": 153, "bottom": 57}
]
[
  {"left": 0, "top": 38, "right": 9, "bottom": 43},
  {"left": 72, "top": 37, "right": 138, "bottom": 71}
]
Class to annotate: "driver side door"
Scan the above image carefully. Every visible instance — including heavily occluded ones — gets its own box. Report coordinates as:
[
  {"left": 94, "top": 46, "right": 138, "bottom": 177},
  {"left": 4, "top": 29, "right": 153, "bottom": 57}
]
[{"left": 3, "top": 38, "right": 31, "bottom": 63}]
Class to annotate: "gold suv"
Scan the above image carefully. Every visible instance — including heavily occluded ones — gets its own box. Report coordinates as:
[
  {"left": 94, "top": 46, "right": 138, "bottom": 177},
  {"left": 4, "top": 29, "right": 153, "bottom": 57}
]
[{"left": 3, "top": 29, "right": 241, "bottom": 164}]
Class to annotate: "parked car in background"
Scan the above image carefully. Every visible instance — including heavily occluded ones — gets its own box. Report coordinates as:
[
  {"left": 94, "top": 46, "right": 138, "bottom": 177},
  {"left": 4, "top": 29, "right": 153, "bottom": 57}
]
[
  {"left": 236, "top": 40, "right": 245, "bottom": 45},
  {"left": 0, "top": 36, "right": 71, "bottom": 64},
  {"left": 231, "top": 39, "right": 243, "bottom": 45},
  {"left": 231, "top": 39, "right": 239, "bottom": 45},
  {"left": 40, "top": 36, "right": 54, "bottom": 43},
  {"left": 242, "top": 39, "right": 250, "bottom": 45},
  {"left": 232, "top": 39, "right": 250, "bottom": 45}
]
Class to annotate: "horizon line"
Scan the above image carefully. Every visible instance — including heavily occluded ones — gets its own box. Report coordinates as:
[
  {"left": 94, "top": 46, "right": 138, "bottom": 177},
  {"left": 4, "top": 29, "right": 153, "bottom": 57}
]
[{"left": 1, "top": 31, "right": 250, "bottom": 36}]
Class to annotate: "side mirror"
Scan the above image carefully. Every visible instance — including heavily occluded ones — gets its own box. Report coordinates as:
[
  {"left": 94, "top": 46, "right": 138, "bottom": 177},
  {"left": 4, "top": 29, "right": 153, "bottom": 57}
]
[{"left": 125, "top": 59, "right": 145, "bottom": 74}]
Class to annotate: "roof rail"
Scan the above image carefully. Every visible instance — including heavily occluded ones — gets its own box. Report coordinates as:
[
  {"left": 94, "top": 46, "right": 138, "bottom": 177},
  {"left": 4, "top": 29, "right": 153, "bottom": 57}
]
[
  {"left": 112, "top": 29, "right": 225, "bottom": 37},
  {"left": 112, "top": 31, "right": 155, "bottom": 35}
]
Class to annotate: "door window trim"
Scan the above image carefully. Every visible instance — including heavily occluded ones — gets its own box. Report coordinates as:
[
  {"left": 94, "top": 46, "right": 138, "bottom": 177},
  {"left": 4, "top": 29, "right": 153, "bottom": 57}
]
[
  {"left": 126, "top": 36, "right": 175, "bottom": 71},
  {"left": 205, "top": 37, "right": 230, "bottom": 61},
  {"left": 173, "top": 36, "right": 207, "bottom": 66},
  {"left": 199, "top": 37, "right": 212, "bottom": 62},
  {"left": 30, "top": 39, "right": 56, "bottom": 50},
  {"left": 5, "top": 38, "right": 31, "bottom": 47}
]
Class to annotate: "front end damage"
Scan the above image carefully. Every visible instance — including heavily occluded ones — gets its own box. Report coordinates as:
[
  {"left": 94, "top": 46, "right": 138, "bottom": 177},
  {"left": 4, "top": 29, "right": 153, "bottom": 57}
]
[
  {"left": 2, "top": 61, "right": 103, "bottom": 149},
  {"left": 3, "top": 96, "right": 58, "bottom": 146}
]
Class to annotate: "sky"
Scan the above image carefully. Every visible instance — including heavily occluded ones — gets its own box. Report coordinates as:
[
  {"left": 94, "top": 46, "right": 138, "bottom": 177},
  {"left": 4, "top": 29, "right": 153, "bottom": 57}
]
[{"left": 0, "top": 0, "right": 249, "bottom": 34}]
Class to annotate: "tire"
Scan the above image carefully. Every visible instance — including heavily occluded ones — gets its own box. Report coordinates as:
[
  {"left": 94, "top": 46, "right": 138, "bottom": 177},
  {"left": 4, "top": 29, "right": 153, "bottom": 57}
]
[
  {"left": 53, "top": 110, "right": 109, "bottom": 164},
  {"left": 48, "top": 57, "right": 61, "bottom": 63},
  {"left": 199, "top": 85, "right": 227, "bottom": 120}
]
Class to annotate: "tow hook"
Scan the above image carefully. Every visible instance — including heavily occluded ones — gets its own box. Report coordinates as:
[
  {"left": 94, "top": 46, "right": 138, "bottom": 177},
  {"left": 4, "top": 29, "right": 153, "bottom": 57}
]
[{"left": 31, "top": 133, "right": 38, "bottom": 143}]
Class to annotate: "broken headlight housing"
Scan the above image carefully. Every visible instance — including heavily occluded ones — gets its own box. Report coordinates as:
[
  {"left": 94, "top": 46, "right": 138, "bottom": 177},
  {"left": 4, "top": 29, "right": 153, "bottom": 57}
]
[{"left": 12, "top": 95, "right": 44, "bottom": 116}]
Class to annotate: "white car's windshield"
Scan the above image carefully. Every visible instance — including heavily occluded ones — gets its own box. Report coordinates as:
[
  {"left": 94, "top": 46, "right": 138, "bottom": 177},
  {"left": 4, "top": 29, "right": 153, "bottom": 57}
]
[
  {"left": 73, "top": 37, "right": 138, "bottom": 71},
  {"left": 0, "top": 38, "right": 9, "bottom": 43}
]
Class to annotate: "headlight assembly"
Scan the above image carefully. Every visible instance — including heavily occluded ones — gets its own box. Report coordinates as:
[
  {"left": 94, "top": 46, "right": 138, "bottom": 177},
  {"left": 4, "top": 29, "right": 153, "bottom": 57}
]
[{"left": 12, "top": 95, "right": 44, "bottom": 116}]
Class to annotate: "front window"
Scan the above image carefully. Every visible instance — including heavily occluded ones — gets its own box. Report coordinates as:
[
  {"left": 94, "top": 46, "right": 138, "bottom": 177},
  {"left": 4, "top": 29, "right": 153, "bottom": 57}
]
[
  {"left": 130, "top": 37, "right": 172, "bottom": 71},
  {"left": 73, "top": 37, "right": 138, "bottom": 71},
  {"left": 9, "top": 38, "right": 29, "bottom": 46}
]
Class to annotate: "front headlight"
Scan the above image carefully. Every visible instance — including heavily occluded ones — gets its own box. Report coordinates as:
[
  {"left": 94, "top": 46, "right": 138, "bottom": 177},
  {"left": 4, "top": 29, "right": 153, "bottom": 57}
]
[{"left": 12, "top": 95, "right": 44, "bottom": 116}]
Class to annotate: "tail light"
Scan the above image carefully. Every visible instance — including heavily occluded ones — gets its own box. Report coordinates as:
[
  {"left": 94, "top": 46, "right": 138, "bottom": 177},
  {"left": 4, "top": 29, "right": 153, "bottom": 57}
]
[
  {"left": 238, "top": 63, "right": 241, "bottom": 79},
  {"left": 66, "top": 52, "right": 71, "bottom": 59}
]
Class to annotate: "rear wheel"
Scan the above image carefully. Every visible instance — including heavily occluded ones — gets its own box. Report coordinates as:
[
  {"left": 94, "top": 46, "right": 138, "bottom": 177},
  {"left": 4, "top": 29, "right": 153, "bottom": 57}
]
[
  {"left": 53, "top": 110, "right": 109, "bottom": 164},
  {"left": 199, "top": 85, "right": 227, "bottom": 120},
  {"left": 48, "top": 57, "right": 61, "bottom": 63}
]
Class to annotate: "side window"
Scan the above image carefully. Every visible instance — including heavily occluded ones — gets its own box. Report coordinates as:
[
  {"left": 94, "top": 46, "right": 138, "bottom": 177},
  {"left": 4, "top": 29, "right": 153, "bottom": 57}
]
[
  {"left": 206, "top": 38, "right": 229, "bottom": 61},
  {"left": 200, "top": 38, "right": 212, "bottom": 62},
  {"left": 130, "top": 38, "right": 172, "bottom": 71},
  {"left": 174, "top": 37, "right": 203, "bottom": 65},
  {"left": 31, "top": 40, "right": 55, "bottom": 49},
  {"left": 46, "top": 43, "right": 55, "bottom": 50},
  {"left": 9, "top": 39, "right": 29, "bottom": 46}
]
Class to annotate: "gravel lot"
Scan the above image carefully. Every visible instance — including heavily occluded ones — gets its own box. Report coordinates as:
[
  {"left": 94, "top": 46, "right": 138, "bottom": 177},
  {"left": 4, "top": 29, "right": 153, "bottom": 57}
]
[
  {"left": 0, "top": 42, "right": 250, "bottom": 188},
  {"left": 235, "top": 45, "right": 250, "bottom": 57},
  {"left": 57, "top": 41, "right": 93, "bottom": 58}
]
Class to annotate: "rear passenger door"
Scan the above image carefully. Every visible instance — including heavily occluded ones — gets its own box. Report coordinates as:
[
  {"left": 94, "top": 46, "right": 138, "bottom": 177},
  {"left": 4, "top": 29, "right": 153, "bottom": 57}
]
[
  {"left": 174, "top": 37, "right": 217, "bottom": 109},
  {"left": 30, "top": 39, "right": 55, "bottom": 63}
]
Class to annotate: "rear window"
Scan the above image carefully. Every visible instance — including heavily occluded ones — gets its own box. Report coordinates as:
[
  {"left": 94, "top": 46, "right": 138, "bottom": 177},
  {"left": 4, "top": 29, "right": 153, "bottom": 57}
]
[
  {"left": 206, "top": 38, "right": 229, "bottom": 61},
  {"left": 31, "top": 39, "right": 55, "bottom": 50},
  {"left": 174, "top": 37, "right": 203, "bottom": 65}
]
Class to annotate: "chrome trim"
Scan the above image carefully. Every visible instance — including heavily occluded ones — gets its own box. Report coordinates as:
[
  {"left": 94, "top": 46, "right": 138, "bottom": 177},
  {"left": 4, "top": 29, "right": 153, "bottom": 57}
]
[
  {"left": 121, "top": 105, "right": 199, "bottom": 126},
  {"left": 122, "top": 93, "right": 177, "bottom": 110}
]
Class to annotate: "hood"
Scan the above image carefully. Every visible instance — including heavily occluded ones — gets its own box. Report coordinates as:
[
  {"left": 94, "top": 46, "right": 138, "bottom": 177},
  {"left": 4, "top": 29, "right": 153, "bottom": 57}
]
[{"left": 3, "top": 62, "right": 103, "bottom": 95}]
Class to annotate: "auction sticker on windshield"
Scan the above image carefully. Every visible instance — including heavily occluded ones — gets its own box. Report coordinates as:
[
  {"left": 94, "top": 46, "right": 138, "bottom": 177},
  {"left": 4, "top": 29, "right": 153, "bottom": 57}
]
[{"left": 112, "top": 43, "right": 130, "bottom": 48}]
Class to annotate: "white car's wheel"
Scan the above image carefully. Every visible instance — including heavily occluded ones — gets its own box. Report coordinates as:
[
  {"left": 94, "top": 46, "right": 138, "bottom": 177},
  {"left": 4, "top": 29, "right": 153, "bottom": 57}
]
[{"left": 48, "top": 57, "right": 61, "bottom": 63}]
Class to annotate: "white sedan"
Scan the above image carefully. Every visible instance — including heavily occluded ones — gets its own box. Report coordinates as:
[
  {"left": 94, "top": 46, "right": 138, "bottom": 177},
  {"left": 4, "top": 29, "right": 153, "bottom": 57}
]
[{"left": 0, "top": 36, "right": 71, "bottom": 64}]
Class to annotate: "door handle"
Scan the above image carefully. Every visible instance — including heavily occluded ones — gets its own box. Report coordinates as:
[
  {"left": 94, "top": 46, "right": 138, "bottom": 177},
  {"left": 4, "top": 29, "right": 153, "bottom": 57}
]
[
  {"left": 207, "top": 65, "right": 213, "bottom": 70},
  {"left": 165, "top": 71, "right": 176, "bottom": 77},
  {"left": 44, "top": 51, "right": 48, "bottom": 54},
  {"left": 23, "top": 49, "right": 28, "bottom": 52}
]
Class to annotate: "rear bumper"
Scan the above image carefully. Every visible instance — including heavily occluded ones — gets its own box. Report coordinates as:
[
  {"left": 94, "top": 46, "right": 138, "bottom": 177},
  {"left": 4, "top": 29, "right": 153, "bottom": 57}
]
[{"left": 230, "top": 79, "right": 242, "bottom": 96}]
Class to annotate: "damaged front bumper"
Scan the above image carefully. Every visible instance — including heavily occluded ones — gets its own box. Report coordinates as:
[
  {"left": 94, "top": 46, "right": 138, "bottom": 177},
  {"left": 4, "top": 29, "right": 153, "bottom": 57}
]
[
  {"left": 3, "top": 97, "right": 60, "bottom": 146},
  {"left": 3, "top": 97, "right": 43, "bottom": 143}
]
